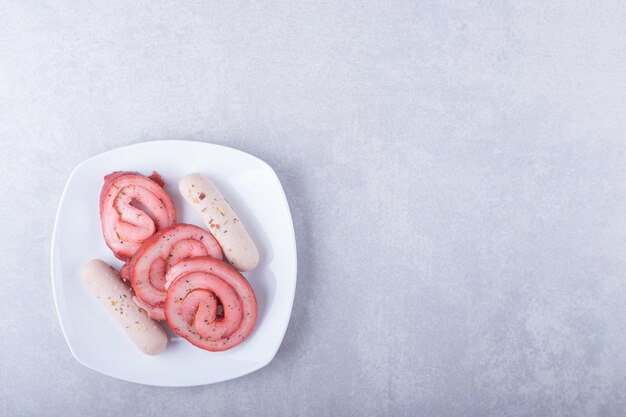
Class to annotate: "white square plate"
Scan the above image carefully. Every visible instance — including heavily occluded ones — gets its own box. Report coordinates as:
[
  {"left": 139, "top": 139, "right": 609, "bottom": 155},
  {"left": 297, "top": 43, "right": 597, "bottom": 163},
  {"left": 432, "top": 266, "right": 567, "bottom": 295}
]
[{"left": 51, "top": 140, "right": 297, "bottom": 386}]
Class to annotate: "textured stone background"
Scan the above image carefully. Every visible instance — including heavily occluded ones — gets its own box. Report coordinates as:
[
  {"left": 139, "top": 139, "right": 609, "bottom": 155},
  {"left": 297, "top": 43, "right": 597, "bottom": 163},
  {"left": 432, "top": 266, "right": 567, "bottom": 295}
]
[{"left": 1, "top": 1, "right": 626, "bottom": 416}]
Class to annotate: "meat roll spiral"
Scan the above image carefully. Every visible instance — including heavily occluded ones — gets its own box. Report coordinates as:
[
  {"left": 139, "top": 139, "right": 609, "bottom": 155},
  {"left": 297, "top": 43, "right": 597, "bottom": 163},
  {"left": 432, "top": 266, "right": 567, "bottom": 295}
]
[{"left": 164, "top": 256, "right": 257, "bottom": 351}]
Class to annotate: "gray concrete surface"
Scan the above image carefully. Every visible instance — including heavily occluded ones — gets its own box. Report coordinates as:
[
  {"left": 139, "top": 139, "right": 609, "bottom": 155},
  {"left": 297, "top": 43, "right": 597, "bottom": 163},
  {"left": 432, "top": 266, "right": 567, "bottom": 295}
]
[{"left": 1, "top": 1, "right": 626, "bottom": 416}]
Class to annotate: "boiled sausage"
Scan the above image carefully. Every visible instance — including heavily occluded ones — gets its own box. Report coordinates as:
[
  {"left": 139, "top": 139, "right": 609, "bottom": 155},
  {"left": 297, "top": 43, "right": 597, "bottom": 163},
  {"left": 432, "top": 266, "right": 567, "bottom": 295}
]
[
  {"left": 81, "top": 259, "right": 168, "bottom": 355},
  {"left": 179, "top": 173, "right": 259, "bottom": 271}
]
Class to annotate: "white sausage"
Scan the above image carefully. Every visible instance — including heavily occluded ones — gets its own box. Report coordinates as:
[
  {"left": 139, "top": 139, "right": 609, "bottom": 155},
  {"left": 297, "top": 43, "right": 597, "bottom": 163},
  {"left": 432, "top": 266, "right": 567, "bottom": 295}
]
[
  {"left": 179, "top": 173, "right": 260, "bottom": 272},
  {"left": 81, "top": 259, "right": 168, "bottom": 355}
]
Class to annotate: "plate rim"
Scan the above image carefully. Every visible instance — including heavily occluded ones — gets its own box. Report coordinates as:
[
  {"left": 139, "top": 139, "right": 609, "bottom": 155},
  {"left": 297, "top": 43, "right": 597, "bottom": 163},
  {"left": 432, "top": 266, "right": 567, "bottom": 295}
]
[{"left": 50, "top": 139, "right": 297, "bottom": 387}]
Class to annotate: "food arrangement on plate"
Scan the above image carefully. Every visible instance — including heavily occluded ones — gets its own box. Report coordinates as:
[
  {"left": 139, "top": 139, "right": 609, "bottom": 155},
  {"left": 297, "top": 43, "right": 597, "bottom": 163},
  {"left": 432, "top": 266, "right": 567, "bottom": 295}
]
[{"left": 83, "top": 171, "right": 260, "bottom": 355}]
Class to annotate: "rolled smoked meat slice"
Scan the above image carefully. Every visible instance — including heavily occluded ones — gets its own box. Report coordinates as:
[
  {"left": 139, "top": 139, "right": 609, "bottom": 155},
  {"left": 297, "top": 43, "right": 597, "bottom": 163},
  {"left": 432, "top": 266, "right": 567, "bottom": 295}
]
[
  {"left": 100, "top": 171, "right": 176, "bottom": 262},
  {"left": 164, "top": 256, "right": 257, "bottom": 351},
  {"left": 129, "top": 224, "right": 223, "bottom": 321}
]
